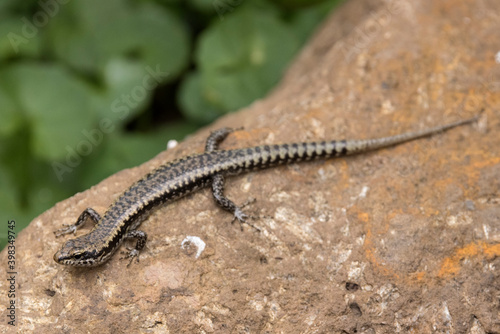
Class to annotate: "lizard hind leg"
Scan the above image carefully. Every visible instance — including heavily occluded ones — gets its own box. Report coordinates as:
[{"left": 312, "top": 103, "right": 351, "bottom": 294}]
[
  {"left": 212, "top": 174, "right": 261, "bottom": 231},
  {"left": 204, "top": 127, "right": 261, "bottom": 231}
]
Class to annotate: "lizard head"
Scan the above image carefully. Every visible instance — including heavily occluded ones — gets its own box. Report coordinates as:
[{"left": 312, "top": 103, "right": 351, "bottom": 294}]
[{"left": 53, "top": 238, "right": 101, "bottom": 267}]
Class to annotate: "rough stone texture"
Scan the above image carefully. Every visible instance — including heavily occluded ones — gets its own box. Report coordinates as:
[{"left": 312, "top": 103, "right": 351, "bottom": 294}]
[{"left": 1, "top": 0, "right": 499, "bottom": 333}]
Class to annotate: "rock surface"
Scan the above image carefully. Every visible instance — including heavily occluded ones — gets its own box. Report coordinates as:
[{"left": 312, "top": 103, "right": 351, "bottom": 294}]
[{"left": 1, "top": 0, "right": 499, "bottom": 333}]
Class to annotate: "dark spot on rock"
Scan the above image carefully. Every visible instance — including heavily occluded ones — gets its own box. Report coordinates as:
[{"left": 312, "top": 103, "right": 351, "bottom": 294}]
[
  {"left": 349, "top": 302, "right": 362, "bottom": 316},
  {"left": 346, "top": 282, "right": 360, "bottom": 291},
  {"left": 44, "top": 289, "right": 56, "bottom": 297}
]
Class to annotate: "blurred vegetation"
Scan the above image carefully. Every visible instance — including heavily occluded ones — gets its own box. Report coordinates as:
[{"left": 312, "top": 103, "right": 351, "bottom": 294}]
[{"left": 0, "top": 0, "right": 342, "bottom": 249}]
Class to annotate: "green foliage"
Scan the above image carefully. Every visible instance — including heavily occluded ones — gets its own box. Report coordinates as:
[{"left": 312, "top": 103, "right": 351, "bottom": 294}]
[
  {"left": 0, "top": 0, "right": 342, "bottom": 249},
  {"left": 196, "top": 6, "right": 300, "bottom": 112},
  {"left": 1, "top": 63, "right": 95, "bottom": 160}
]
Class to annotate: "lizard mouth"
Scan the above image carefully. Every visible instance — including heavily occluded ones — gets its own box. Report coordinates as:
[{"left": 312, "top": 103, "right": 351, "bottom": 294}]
[{"left": 53, "top": 249, "right": 99, "bottom": 267}]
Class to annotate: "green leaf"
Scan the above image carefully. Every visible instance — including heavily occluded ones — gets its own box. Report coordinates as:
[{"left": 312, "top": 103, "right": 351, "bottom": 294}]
[
  {"left": 210, "top": 0, "right": 281, "bottom": 20},
  {"left": 0, "top": 1, "right": 15, "bottom": 12},
  {"left": 46, "top": 0, "right": 190, "bottom": 80},
  {"left": 0, "top": 63, "right": 95, "bottom": 161},
  {"left": 132, "top": 3, "right": 190, "bottom": 79},
  {"left": 268, "top": 0, "right": 327, "bottom": 9},
  {"left": 178, "top": 71, "right": 225, "bottom": 124},
  {"left": 0, "top": 83, "right": 21, "bottom": 136},
  {"left": 93, "top": 58, "right": 154, "bottom": 125},
  {"left": 27, "top": 160, "right": 74, "bottom": 217},
  {"left": 188, "top": 0, "right": 217, "bottom": 14},
  {"left": 0, "top": 17, "right": 42, "bottom": 60},
  {"left": 196, "top": 5, "right": 300, "bottom": 111},
  {"left": 2, "top": 0, "right": 41, "bottom": 13},
  {"left": 0, "top": 165, "right": 21, "bottom": 217}
]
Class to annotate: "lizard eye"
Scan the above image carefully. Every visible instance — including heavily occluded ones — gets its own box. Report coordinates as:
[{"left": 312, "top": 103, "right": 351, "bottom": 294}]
[{"left": 74, "top": 253, "right": 83, "bottom": 260}]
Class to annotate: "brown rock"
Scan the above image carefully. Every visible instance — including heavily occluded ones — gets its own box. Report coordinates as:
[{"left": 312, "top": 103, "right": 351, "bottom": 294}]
[{"left": 1, "top": 0, "right": 499, "bottom": 332}]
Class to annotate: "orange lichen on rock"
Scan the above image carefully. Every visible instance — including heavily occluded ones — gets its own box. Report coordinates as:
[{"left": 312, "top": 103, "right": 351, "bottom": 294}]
[{"left": 438, "top": 241, "right": 500, "bottom": 278}]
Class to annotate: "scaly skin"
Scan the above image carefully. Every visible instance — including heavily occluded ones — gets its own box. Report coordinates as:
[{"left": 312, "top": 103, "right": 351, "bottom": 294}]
[{"left": 53, "top": 115, "right": 478, "bottom": 267}]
